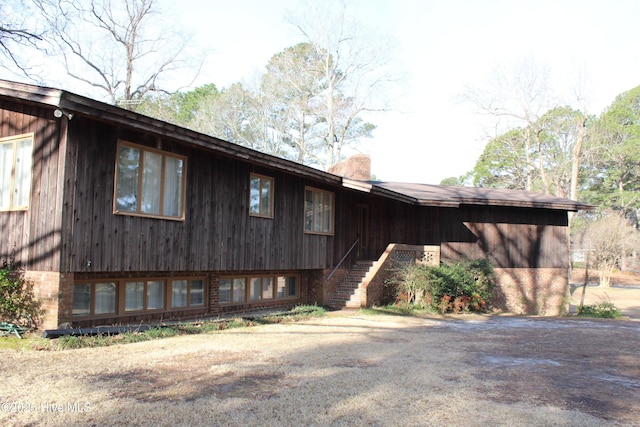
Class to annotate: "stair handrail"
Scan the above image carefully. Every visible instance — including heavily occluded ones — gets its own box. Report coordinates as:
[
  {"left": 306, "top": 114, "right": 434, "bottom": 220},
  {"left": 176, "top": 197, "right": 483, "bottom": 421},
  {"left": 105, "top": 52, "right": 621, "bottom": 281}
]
[{"left": 325, "top": 237, "right": 359, "bottom": 282}]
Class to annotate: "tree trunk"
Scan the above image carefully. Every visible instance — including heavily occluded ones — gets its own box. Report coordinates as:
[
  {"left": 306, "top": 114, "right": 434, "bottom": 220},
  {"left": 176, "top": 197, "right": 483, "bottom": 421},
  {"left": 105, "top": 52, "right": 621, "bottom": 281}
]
[
  {"left": 598, "top": 266, "right": 613, "bottom": 287},
  {"left": 568, "top": 114, "right": 586, "bottom": 227}
]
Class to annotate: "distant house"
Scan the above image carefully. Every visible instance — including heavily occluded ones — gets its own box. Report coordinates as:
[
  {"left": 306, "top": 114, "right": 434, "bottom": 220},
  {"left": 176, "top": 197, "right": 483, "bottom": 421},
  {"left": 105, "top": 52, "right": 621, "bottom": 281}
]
[{"left": 0, "top": 80, "right": 590, "bottom": 329}]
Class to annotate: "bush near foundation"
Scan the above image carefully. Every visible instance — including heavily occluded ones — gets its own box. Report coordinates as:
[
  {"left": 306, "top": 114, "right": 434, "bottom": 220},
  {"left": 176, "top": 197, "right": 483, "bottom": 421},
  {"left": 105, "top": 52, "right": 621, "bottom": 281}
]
[
  {"left": 389, "top": 259, "right": 496, "bottom": 313},
  {"left": 0, "top": 258, "right": 43, "bottom": 326}
]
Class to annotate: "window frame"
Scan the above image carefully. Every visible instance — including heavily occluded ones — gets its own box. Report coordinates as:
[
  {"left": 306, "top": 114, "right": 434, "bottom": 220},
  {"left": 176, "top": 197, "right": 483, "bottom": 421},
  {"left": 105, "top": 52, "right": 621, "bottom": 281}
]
[
  {"left": 122, "top": 280, "right": 166, "bottom": 313},
  {"left": 276, "top": 275, "right": 299, "bottom": 299},
  {"left": 304, "top": 186, "right": 334, "bottom": 235},
  {"left": 249, "top": 276, "right": 274, "bottom": 301},
  {"left": 72, "top": 276, "right": 206, "bottom": 318},
  {"left": 72, "top": 281, "right": 118, "bottom": 318},
  {"left": 219, "top": 274, "right": 300, "bottom": 305},
  {"left": 0, "top": 133, "right": 34, "bottom": 211},
  {"left": 249, "top": 173, "right": 274, "bottom": 218},
  {"left": 170, "top": 278, "right": 206, "bottom": 309},
  {"left": 113, "top": 141, "right": 187, "bottom": 221}
]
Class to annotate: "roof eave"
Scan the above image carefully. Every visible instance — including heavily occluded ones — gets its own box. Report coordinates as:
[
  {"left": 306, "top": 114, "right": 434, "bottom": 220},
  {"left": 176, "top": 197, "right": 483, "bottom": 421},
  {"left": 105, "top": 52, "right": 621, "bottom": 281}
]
[
  {"left": 47, "top": 86, "right": 341, "bottom": 186},
  {"left": 423, "top": 198, "right": 593, "bottom": 211}
]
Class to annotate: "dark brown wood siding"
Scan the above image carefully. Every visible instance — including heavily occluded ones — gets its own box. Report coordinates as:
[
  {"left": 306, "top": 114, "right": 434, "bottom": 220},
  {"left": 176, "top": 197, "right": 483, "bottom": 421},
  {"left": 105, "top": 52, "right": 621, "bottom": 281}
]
[
  {"left": 336, "top": 199, "right": 569, "bottom": 270},
  {"left": 439, "top": 206, "right": 569, "bottom": 268},
  {"left": 1, "top": 100, "right": 570, "bottom": 274},
  {"left": 0, "top": 100, "right": 66, "bottom": 271},
  {"left": 62, "top": 116, "right": 336, "bottom": 272}
]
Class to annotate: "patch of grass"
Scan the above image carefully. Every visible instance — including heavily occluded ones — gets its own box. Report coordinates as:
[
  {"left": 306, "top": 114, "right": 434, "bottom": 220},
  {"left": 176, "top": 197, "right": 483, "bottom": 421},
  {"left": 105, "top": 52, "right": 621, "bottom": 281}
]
[
  {"left": 359, "top": 304, "right": 432, "bottom": 316},
  {"left": 50, "top": 305, "right": 325, "bottom": 350},
  {"left": 0, "top": 333, "right": 50, "bottom": 350},
  {"left": 254, "top": 304, "right": 326, "bottom": 324}
]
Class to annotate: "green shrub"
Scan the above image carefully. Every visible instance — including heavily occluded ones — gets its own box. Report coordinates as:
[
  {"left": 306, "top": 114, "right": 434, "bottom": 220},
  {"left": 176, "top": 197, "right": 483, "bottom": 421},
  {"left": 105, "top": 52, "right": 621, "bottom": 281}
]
[
  {"left": 0, "top": 258, "right": 43, "bottom": 326},
  {"left": 388, "top": 258, "right": 496, "bottom": 314},
  {"left": 579, "top": 301, "right": 622, "bottom": 319},
  {"left": 386, "top": 262, "right": 432, "bottom": 307}
]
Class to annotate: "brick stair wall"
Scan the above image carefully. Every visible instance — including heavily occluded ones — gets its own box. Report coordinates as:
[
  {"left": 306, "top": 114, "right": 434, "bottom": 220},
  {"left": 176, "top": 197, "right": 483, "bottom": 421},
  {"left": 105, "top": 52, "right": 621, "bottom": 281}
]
[{"left": 328, "top": 261, "right": 374, "bottom": 309}]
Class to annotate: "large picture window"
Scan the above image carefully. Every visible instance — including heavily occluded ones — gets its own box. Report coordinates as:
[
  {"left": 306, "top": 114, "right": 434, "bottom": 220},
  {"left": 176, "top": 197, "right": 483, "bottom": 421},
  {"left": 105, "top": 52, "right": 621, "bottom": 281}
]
[
  {"left": 249, "top": 173, "right": 274, "bottom": 218},
  {"left": 0, "top": 133, "right": 33, "bottom": 211},
  {"left": 304, "top": 187, "right": 334, "bottom": 234},
  {"left": 114, "top": 141, "right": 186, "bottom": 220}
]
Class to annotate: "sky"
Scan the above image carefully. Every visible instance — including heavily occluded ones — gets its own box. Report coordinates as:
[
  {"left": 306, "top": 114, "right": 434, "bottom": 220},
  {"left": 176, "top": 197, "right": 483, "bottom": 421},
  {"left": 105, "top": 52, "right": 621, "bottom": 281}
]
[
  {"left": 165, "top": 0, "right": 640, "bottom": 184},
  {"left": 9, "top": 0, "right": 640, "bottom": 184}
]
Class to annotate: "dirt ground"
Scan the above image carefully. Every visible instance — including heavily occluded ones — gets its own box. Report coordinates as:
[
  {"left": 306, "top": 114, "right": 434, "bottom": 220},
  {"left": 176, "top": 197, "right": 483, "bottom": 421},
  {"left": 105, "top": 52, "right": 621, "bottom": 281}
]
[
  {"left": 1, "top": 300, "right": 639, "bottom": 426},
  {"left": 0, "top": 270, "right": 638, "bottom": 427}
]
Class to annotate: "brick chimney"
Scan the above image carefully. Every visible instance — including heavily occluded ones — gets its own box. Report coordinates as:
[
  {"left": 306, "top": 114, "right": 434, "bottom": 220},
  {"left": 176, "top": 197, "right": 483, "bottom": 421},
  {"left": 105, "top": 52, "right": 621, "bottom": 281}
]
[{"left": 328, "top": 154, "right": 371, "bottom": 181}]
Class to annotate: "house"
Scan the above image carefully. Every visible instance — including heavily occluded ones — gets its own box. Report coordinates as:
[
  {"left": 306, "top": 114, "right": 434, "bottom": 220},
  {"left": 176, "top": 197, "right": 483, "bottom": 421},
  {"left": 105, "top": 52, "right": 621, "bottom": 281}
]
[{"left": 0, "top": 80, "right": 590, "bottom": 329}]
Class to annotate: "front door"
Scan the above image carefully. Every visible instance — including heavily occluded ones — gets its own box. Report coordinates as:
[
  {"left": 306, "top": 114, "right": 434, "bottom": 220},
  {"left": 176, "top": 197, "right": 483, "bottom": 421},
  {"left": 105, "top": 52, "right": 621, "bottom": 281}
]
[{"left": 356, "top": 204, "right": 369, "bottom": 259}]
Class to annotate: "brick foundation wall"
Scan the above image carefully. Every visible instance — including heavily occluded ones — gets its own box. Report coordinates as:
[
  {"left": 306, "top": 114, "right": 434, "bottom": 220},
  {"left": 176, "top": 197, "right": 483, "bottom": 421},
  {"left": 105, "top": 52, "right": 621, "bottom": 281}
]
[
  {"left": 51, "top": 271, "right": 324, "bottom": 329},
  {"left": 24, "top": 271, "right": 73, "bottom": 330},
  {"left": 322, "top": 268, "right": 347, "bottom": 305},
  {"left": 492, "top": 268, "right": 569, "bottom": 316},
  {"left": 304, "top": 270, "right": 324, "bottom": 306}
]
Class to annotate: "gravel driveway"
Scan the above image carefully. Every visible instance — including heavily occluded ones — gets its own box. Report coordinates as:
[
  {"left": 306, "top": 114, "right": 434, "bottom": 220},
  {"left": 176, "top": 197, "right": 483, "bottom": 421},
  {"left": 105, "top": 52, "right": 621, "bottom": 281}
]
[{"left": 1, "top": 311, "right": 639, "bottom": 427}]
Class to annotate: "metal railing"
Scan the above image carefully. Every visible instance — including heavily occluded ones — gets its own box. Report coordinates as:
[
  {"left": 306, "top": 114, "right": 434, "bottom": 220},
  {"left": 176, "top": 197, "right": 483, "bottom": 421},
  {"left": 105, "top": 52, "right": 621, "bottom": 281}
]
[{"left": 325, "top": 237, "right": 359, "bottom": 282}]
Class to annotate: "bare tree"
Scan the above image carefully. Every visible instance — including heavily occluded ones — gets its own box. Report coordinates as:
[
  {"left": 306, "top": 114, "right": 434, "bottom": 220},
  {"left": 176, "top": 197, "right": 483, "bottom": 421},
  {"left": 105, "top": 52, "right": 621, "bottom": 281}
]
[
  {"left": 464, "top": 57, "right": 555, "bottom": 191},
  {"left": 577, "top": 212, "right": 639, "bottom": 287},
  {"left": 33, "top": 0, "right": 202, "bottom": 107},
  {"left": 0, "top": 0, "right": 47, "bottom": 78},
  {"left": 285, "top": 0, "right": 397, "bottom": 169}
]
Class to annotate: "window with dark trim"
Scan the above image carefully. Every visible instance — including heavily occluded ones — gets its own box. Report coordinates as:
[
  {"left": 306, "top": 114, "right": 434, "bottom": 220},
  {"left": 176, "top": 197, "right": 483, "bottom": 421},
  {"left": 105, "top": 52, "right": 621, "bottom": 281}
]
[
  {"left": 304, "top": 187, "right": 334, "bottom": 235},
  {"left": 114, "top": 141, "right": 186, "bottom": 220},
  {"left": 249, "top": 173, "right": 274, "bottom": 218},
  {"left": 0, "top": 133, "right": 33, "bottom": 211}
]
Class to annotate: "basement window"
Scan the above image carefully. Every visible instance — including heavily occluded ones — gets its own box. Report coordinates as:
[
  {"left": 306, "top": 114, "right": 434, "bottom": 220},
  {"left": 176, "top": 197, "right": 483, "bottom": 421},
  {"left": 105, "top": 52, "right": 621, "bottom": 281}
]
[
  {"left": 72, "top": 277, "right": 206, "bottom": 318},
  {"left": 219, "top": 275, "right": 299, "bottom": 305},
  {"left": 72, "top": 282, "right": 117, "bottom": 317}
]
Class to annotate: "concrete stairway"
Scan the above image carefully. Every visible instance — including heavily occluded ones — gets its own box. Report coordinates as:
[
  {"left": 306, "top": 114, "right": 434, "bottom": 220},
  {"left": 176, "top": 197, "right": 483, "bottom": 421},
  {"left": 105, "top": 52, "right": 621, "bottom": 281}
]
[{"left": 328, "top": 261, "right": 375, "bottom": 309}]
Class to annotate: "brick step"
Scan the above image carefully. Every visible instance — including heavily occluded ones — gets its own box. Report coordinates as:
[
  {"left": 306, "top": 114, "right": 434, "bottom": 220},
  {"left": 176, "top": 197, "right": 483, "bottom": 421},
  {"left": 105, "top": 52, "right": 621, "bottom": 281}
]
[
  {"left": 328, "top": 260, "right": 375, "bottom": 309},
  {"left": 336, "top": 283, "right": 361, "bottom": 290}
]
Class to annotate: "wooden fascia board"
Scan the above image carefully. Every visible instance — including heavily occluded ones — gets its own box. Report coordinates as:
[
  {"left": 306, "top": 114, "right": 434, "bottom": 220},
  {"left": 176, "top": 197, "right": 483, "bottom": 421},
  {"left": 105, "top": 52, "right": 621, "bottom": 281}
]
[
  {"left": 417, "top": 199, "right": 593, "bottom": 211},
  {"left": 415, "top": 199, "right": 461, "bottom": 208},
  {"left": 0, "top": 81, "right": 339, "bottom": 186},
  {"left": 0, "top": 82, "right": 64, "bottom": 107},
  {"left": 55, "top": 92, "right": 342, "bottom": 186},
  {"left": 368, "top": 184, "right": 419, "bottom": 204}
]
